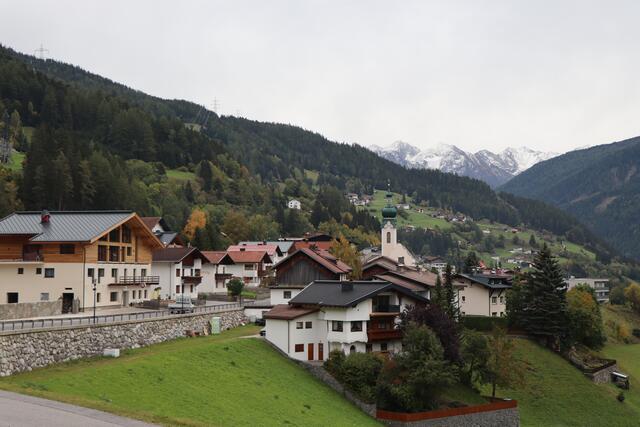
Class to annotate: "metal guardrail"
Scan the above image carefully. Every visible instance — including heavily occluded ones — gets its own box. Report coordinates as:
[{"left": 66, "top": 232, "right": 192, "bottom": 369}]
[{"left": 0, "top": 302, "right": 243, "bottom": 333}]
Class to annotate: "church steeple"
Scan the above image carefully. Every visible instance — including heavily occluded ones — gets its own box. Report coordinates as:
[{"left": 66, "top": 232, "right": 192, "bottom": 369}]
[{"left": 381, "top": 180, "right": 397, "bottom": 225}]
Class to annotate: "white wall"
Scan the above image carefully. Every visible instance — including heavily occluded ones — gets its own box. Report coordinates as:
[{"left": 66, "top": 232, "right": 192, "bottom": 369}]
[
  {"left": 270, "top": 288, "right": 302, "bottom": 305},
  {"left": 458, "top": 282, "right": 507, "bottom": 317}
]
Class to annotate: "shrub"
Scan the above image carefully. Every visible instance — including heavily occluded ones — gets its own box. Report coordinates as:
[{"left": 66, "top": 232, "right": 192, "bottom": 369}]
[
  {"left": 340, "top": 352, "right": 383, "bottom": 403},
  {"left": 462, "top": 316, "right": 508, "bottom": 332},
  {"left": 618, "top": 392, "right": 625, "bottom": 403},
  {"left": 401, "top": 304, "right": 461, "bottom": 363},
  {"left": 324, "top": 350, "right": 346, "bottom": 378},
  {"left": 226, "top": 278, "right": 244, "bottom": 297}
]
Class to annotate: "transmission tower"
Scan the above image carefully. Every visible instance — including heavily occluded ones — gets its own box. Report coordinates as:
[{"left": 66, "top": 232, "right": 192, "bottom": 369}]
[{"left": 34, "top": 43, "right": 49, "bottom": 60}]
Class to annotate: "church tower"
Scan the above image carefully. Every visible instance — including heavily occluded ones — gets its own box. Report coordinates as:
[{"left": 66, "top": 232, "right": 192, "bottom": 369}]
[{"left": 381, "top": 185, "right": 398, "bottom": 259}]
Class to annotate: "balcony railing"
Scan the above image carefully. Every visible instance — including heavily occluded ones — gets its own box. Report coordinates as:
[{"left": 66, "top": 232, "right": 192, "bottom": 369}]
[
  {"left": 180, "top": 275, "right": 203, "bottom": 284},
  {"left": 22, "top": 253, "right": 44, "bottom": 262},
  {"left": 367, "top": 328, "right": 402, "bottom": 341},
  {"left": 372, "top": 304, "right": 400, "bottom": 313},
  {"left": 110, "top": 276, "right": 160, "bottom": 286}
]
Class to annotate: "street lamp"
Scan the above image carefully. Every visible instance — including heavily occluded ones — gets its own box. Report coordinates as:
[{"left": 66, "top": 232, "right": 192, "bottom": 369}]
[{"left": 92, "top": 278, "right": 97, "bottom": 324}]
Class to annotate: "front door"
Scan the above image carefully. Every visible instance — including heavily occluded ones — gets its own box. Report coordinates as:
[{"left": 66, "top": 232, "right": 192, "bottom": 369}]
[
  {"left": 62, "top": 293, "right": 74, "bottom": 314},
  {"left": 307, "top": 343, "right": 314, "bottom": 361},
  {"left": 318, "top": 343, "right": 324, "bottom": 360},
  {"left": 122, "top": 291, "right": 129, "bottom": 307}
]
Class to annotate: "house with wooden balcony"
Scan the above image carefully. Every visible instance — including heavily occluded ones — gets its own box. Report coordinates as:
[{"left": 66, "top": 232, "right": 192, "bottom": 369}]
[
  {"left": 264, "top": 280, "right": 428, "bottom": 362},
  {"left": 199, "top": 251, "right": 235, "bottom": 294},
  {"left": 224, "top": 249, "right": 272, "bottom": 287},
  {"left": 151, "top": 247, "right": 209, "bottom": 300},
  {"left": 0, "top": 210, "right": 164, "bottom": 317}
]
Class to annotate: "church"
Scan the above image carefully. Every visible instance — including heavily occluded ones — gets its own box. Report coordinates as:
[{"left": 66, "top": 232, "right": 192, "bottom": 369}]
[{"left": 380, "top": 189, "right": 417, "bottom": 267}]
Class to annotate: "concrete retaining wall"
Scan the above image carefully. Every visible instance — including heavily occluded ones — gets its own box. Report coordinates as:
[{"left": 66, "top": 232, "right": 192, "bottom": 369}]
[
  {"left": 0, "top": 300, "right": 64, "bottom": 320},
  {"left": 0, "top": 309, "right": 246, "bottom": 377}
]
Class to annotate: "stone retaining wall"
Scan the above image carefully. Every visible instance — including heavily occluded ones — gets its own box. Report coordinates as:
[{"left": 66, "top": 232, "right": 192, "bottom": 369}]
[
  {"left": 586, "top": 363, "right": 618, "bottom": 384},
  {"left": 0, "top": 309, "right": 246, "bottom": 377},
  {"left": 0, "top": 300, "right": 64, "bottom": 320}
]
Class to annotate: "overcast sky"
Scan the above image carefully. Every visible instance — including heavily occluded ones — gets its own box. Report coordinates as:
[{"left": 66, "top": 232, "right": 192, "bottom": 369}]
[{"left": 1, "top": 1, "right": 640, "bottom": 153}]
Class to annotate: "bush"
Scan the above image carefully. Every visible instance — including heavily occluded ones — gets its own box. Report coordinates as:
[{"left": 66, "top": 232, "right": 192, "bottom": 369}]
[
  {"left": 340, "top": 353, "right": 383, "bottom": 403},
  {"left": 324, "top": 350, "right": 345, "bottom": 378},
  {"left": 618, "top": 391, "right": 625, "bottom": 403},
  {"left": 226, "top": 278, "right": 244, "bottom": 297},
  {"left": 462, "top": 316, "right": 508, "bottom": 332}
]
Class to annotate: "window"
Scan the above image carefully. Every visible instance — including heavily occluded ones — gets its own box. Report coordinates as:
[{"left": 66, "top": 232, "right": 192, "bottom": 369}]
[
  {"left": 244, "top": 264, "right": 255, "bottom": 271},
  {"left": 380, "top": 343, "right": 388, "bottom": 351},
  {"left": 87, "top": 268, "right": 95, "bottom": 278},
  {"left": 36, "top": 267, "right": 42, "bottom": 275},
  {"left": 499, "top": 296, "right": 505, "bottom": 304},
  {"left": 40, "top": 293, "right": 49, "bottom": 301},
  {"left": 108, "top": 246, "right": 119, "bottom": 262},
  {"left": 109, "top": 228, "right": 120, "bottom": 242},
  {"left": 176, "top": 269, "right": 181, "bottom": 277},
  {"left": 44, "top": 268, "right": 55, "bottom": 278},
  {"left": 121, "top": 247, "right": 126, "bottom": 261},
  {"left": 141, "top": 269, "right": 147, "bottom": 277},
  {"left": 190, "top": 285, "right": 194, "bottom": 293},
  {"left": 176, "top": 285, "right": 181, "bottom": 293},
  {"left": 126, "top": 247, "right": 132, "bottom": 256},
  {"left": 365, "top": 343, "right": 372, "bottom": 353},
  {"left": 98, "top": 245, "right": 107, "bottom": 262},
  {"left": 110, "top": 292, "right": 118, "bottom": 302},
  {"left": 144, "top": 290, "right": 148, "bottom": 298},
  {"left": 98, "top": 268, "right": 105, "bottom": 279},
  {"left": 305, "top": 321, "right": 312, "bottom": 329},
  {"left": 194, "top": 269, "right": 201, "bottom": 277},
  {"left": 7, "top": 292, "right": 18, "bottom": 303},
  {"left": 96, "top": 293, "right": 101, "bottom": 303},
  {"left": 122, "top": 225, "right": 132, "bottom": 243},
  {"left": 294, "top": 344, "right": 304, "bottom": 352},
  {"left": 386, "top": 232, "right": 391, "bottom": 244},
  {"left": 492, "top": 312, "right": 497, "bottom": 317},
  {"left": 461, "top": 296, "right": 466, "bottom": 303},
  {"left": 111, "top": 268, "right": 118, "bottom": 278},
  {"left": 350, "top": 345, "right": 356, "bottom": 354},
  {"left": 332, "top": 321, "right": 343, "bottom": 332},
  {"left": 351, "top": 321, "right": 363, "bottom": 332},
  {"left": 492, "top": 296, "right": 498, "bottom": 304},
  {"left": 59, "top": 244, "right": 75, "bottom": 254},
  {"left": 17, "top": 268, "right": 23, "bottom": 275},
  {"left": 283, "top": 291, "right": 292, "bottom": 299},
  {"left": 296, "top": 322, "right": 303, "bottom": 329},
  {"left": 398, "top": 256, "right": 404, "bottom": 264}
]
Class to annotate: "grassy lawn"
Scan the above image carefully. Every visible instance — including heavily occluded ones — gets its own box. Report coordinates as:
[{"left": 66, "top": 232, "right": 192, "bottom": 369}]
[
  {"left": 481, "top": 339, "right": 639, "bottom": 427},
  {"left": 602, "top": 344, "right": 640, "bottom": 414},
  {"left": 0, "top": 326, "right": 379, "bottom": 427},
  {"left": 602, "top": 305, "right": 640, "bottom": 345},
  {"left": 166, "top": 168, "right": 197, "bottom": 181},
  {"left": 4, "top": 150, "right": 25, "bottom": 172}
]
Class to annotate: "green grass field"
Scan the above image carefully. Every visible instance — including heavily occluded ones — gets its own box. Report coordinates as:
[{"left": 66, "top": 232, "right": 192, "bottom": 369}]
[
  {"left": 602, "top": 344, "right": 640, "bottom": 414},
  {"left": 482, "top": 339, "right": 639, "bottom": 427},
  {"left": 602, "top": 305, "right": 640, "bottom": 345},
  {"left": 0, "top": 326, "right": 379, "bottom": 427},
  {"left": 166, "top": 168, "right": 197, "bottom": 181}
]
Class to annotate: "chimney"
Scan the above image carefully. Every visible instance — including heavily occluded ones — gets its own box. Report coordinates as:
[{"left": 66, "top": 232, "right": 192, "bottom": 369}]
[
  {"left": 341, "top": 282, "right": 353, "bottom": 292},
  {"left": 40, "top": 209, "right": 50, "bottom": 224}
]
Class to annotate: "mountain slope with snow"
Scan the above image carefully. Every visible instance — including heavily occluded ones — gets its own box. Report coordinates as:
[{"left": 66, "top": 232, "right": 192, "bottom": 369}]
[{"left": 370, "top": 142, "right": 557, "bottom": 187}]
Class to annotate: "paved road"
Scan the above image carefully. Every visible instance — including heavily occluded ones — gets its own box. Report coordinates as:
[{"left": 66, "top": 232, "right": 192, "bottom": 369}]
[{"left": 0, "top": 390, "right": 157, "bottom": 427}]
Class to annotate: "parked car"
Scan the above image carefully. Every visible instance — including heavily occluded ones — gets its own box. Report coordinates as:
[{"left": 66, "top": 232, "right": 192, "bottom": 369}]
[
  {"left": 169, "top": 295, "right": 195, "bottom": 314},
  {"left": 255, "top": 318, "right": 266, "bottom": 326},
  {"left": 260, "top": 328, "right": 266, "bottom": 337}
]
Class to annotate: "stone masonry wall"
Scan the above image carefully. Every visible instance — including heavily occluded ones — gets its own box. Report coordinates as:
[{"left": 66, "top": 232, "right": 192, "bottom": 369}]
[
  {"left": 587, "top": 363, "right": 618, "bottom": 384},
  {"left": 0, "top": 309, "right": 246, "bottom": 377}
]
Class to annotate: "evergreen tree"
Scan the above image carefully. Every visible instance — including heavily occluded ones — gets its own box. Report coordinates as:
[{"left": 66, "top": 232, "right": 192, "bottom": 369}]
[
  {"left": 529, "top": 234, "right": 537, "bottom": 248},
  {"left": 198, "top": 160, "right": 213, "bottom": 192},
  {"left": 519, "top": 244, "right": 568, "bottom": 349},
  {"left": 444, "top": 264, "right": 457, "bottom": 319},
  {"left": 433, "top": 274, "right": 444, "bottom": 309}
]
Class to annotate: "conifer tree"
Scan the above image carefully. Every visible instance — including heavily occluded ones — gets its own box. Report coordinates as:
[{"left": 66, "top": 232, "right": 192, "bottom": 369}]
[
  {"left": 521, "top": 244, "right": 568, "bottom": 349},
  {"left": 433, "top": 274, "right": 444, "bottom": 309},
  {"left": 444, "top": 263, "right": 457, "bottom": 319}
]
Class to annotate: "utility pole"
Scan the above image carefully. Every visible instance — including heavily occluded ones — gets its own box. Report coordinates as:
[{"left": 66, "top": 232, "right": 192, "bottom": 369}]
[
  {"left": 34, "top": 43, "right": 49, "bottom": 60},
  {"left": 212, "top": 98, "right": 220, "bottom": 115}
]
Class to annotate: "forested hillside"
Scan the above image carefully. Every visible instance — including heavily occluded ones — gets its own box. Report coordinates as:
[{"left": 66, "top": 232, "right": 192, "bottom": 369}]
[
  {"left": 501, "top": 137, "right": 640, "bottom": 259},
  {"left": 0, "top": 44, "right": 620, "bottom": 264}
]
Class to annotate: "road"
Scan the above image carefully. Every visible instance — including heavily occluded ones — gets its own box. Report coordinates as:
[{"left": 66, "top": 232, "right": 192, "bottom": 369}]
[{"left": 0, "top": 390, "right": 156, "bottom": 427}]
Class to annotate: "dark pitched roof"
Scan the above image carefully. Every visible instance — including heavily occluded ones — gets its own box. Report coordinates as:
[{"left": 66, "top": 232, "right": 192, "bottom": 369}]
[
  {"left": 289, "top": 280, "right": 429, "bottom": 307},
  {"left": 264, "top": 304, "right": 318, "bottom": 320},
  {"left": 140, "top": 216, "right": 161, "bottom": 230},
  {"left": 362, "top": 255, "right": 406, "bottom": 273},
  {"left": 239, "top": 241, "right": 294, "bottom": 253},
  {"left": 227, "top": 250, "right": 272, "bottom": 264},
  {"left": 153, "top": 246, "right": 205, "bottom": 263},
  {"left": 455, "top": 273, "right": 512, "bottom": 289},
  {"left": 0, "top": 211, "right": 158, "bottom": 244},
  {"left": 201, "top": 251, "right": 235, "bottom": 265},
  {"left": 375, "top": 273, "right": 428, "bottom": 292},
  {"left": 275, "top": 248, "right": 352, "bottom": 274}
]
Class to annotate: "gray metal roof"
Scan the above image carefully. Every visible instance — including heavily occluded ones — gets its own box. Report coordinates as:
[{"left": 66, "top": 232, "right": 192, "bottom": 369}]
[
  {"left": 456, "top": 274, "right": 512, "bottom": 290},
  {"left": 0, "top": 211, "right": 134, "bottom": 242},
  {"left": 240, "top": 241, "right": 294, "bottom": 253},
  {"left": 289, "top": 280, "right": 429, "bottom": 307}
]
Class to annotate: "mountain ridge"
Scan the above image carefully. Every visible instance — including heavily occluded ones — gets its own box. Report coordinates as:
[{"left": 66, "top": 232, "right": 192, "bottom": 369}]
[{"left": 370, "top": 141, "right": 557, "bottom": 187}]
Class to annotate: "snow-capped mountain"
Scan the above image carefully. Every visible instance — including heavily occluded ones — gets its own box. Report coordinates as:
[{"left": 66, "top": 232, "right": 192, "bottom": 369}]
[{"left": 370, "top": 142, "right": 557, "bottom": 187}]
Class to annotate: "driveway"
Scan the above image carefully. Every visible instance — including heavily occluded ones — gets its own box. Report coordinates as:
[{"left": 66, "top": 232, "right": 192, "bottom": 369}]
[{"left": 0, "top": 390, "right": 157, "bottom": 427}]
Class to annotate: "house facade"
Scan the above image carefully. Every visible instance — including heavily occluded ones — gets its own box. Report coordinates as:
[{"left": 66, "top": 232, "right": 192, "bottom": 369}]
[
  {"left": 0, "top": 210, "right": 164, "bottom": 313},
  {"left": 565, "top": 277, "right": 610, "bottom": 303},
  {"left": 264, "top": 280, "right": 429, "bottom": 361},
  {"left": 225, "top": 250, "right": 272, "bottom": 286},
  {"left": 455, "top": 273, "right": 512, "bottom": 317},
  {"left": 152, "top": 247, "right": 208, "bottom": 300},
  {"left": 200, "top": 251, "right": 235, "bottom": 294},
  {"left": 288, "top": 199, "right": 301, "bottom": 210}
]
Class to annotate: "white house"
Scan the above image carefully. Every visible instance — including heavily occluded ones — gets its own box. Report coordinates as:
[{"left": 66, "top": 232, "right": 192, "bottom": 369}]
[
  {"left": 228, "top": 243, "right": 284, "bottom": 265},
  {"left": 288, "top": 199, "right": 301, "bottom": 210},
  {"left": 199, "top": 251, "right": 235, "bottom": 294},
  {"left": 565, "top": 277, "right": 610, "bottom": 303},
  {"left": 455, "top": 273, "right": 512, "bottom": 317},
  {"left": 264, "top": 280, "right": 429, "bottom": 361},
  {"left": 225, "top": 250, "right": 272, "bottom": 287},
  {"left": 151, "top": 247, "right": 209, "bottom": 300}
]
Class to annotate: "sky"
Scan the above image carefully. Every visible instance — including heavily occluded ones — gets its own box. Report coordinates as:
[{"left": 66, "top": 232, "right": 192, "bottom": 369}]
[{"left": 2, "top": 1, "right": 640, "bottom": 154}]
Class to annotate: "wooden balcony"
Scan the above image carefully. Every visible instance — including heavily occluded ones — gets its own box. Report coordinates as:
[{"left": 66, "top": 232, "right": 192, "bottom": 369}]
[
  {"left": 110, "top": 276, "right": 160, "bottom": 286},
  {"left": 181, "top": 275, "right": 203, "bottom": 284},
  {"left": 367, "top": 329, "right": 403, "bottom": 341}
]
